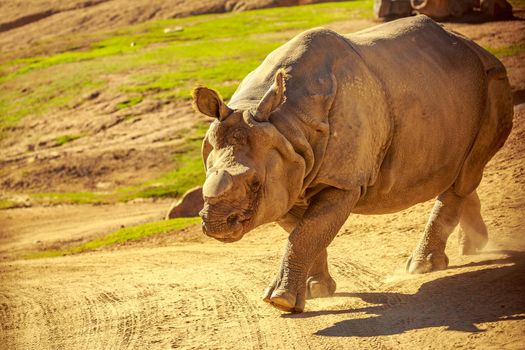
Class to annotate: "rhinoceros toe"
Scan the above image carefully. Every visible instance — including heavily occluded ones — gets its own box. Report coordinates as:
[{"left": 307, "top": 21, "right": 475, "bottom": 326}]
[
  {"left": 263, "top": 288, "right": 304, "bottom": 313},
  {"left": 406, "top": 252, "right": 449, "bottom": 274},
  {"left": 458, "top": 230, "right": 488, "bottom": 255},
  {"left": 306, "top": 276, "right": 336, "bottom": 299}
]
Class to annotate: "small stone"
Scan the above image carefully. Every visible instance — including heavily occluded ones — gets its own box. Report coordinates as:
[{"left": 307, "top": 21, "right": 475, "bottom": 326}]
[
  {"left": 95, "top": 182, "right": 112, "bottom": 190},
  {"left": 164, "top": 26, "right": 183, "bottom": 33}
]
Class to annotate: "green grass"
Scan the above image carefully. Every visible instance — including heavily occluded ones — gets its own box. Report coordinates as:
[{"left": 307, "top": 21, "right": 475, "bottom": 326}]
[
  {"left": 0, "top": 1, "right": 373, "bottom": 130},
  {"left": 0, "top": 198, "right": 18, "bottom": 209},
  {"left": 116, "top": 96, "right": 143, "bottom": 110},
  {"left": 55, "top": 133, "right": 83, "bottom": 146},
  {"left": 487, "top": 43, "right": 525, "bottom": 58},
  {"left": 26, "top": 217, "right": 201, "bottom": 259},
  {"left": 30, "top": 191, "right": 110, "bottom": 205}
]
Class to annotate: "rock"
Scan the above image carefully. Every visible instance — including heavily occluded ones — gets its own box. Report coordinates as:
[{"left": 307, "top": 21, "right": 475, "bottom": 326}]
[
  {"left": 166, "top": 187, "right": 203, "bottom": 219},
  {"left": 164, "top": 26, "right": 183, "bottom": 33},
  {"left": 95, "top": 182, "right": 112, "bottom": 190}
]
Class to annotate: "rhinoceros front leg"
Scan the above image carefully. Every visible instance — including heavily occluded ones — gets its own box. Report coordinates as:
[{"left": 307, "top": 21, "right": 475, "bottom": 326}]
[
  {"left": 407, "top": 188, "right": 465, "bottom": 274},
  {"left": 278, "top": 211, "right": 336, "bottom": 299},
  {"left": 263, "top": 187, "right": 359, "bottom": 313}
]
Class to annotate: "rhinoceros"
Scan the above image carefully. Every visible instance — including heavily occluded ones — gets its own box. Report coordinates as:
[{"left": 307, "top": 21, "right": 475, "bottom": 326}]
[
  {"left": 410, "top": 0, "right": 513, "bottom": 18},
  {"left": 374, "top": 0, "right": 513, "bottom": 19},
  {"left": 193, "top": 15, "right": 513, "bottom": 313}
]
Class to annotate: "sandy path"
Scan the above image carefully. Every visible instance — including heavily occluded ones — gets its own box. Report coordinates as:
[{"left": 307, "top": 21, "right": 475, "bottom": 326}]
[
  {"left": 0, "top": 200, "right": 172, "bottom": 260},
  {"left": 1, "top": 224, "right": 523, "bottom": 349},
  {"left": 1, "top": 107, "right": 524, "bottom": 349}
]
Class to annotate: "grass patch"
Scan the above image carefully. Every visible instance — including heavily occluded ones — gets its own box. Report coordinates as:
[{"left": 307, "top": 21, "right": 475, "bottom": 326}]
[
  {"left": 30, "top": 191, "right": 110, "bottom": 205},
  {"left": 55, "top": 133, "right": 83, "bottom": 146},
  {"left": 487, "top": 43, "right": 525, "bottom": 58},
  {"left": 26, "top": 217, "right": 201, "bottom": 259},
  {"left": 0, "top": 198, "right": 18, "bottom": 209},
  {"left": 116, "top": 96, "right": 143, "bottom": 110},
  {"left": 124, "top": 153, "right": 205, "bottom": 199}
]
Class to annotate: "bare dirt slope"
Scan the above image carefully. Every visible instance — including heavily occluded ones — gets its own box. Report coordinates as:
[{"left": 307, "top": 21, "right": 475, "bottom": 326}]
[{"left": 1, "top": 104, "right": 524, "bottom": 348}]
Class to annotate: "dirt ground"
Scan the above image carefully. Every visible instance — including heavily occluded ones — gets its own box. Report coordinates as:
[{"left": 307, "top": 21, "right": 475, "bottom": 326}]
[{"left": 1, "top": 4, "right": 525, "bottom": 350}]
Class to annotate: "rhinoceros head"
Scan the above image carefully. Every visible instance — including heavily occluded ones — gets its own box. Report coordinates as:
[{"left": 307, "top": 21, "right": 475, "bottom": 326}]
[{"left": 193, "top": 70, "right": 305, "bottom": 242}]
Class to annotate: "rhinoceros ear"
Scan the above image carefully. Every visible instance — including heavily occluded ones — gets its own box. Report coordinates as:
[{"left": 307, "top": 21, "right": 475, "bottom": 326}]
[
  {"left": 192, "top": 87, "right": 233, "bottom": 121},
  {"left": 254, "top": 69, "right": 286, "bottom": 122}
]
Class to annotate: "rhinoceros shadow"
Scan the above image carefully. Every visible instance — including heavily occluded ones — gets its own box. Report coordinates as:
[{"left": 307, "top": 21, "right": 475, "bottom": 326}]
[{"left": 294, "top": 250, "right": 525, "bottom": 337}]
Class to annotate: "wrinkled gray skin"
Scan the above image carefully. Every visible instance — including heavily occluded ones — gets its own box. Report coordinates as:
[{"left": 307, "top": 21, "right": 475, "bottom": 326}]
[{"left": 194, "top": 15, "right": 513, "bottom": 313}]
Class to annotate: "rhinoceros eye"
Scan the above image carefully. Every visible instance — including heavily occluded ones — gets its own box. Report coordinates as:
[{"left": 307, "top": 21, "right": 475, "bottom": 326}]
[{"left": 228, "top": 128, "right": 247, "bottom": 145}]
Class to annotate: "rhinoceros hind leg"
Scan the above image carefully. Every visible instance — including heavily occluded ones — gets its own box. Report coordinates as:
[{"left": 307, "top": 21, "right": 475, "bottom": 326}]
[
  {"left": 407, "top": 188, "right": 464, "bottom": 274},
  {"left": 458, "top": 191, "right": 488, "bottom": 255},
  {"left": 306, "top": 249, "right": 337, "bottom": 299}
]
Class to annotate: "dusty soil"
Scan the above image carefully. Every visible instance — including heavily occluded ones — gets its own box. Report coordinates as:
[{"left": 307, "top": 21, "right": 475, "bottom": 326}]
[
  {"left": 0, "top": 100, "right": 205, "bottom": 193},
  {"left": 1, "top": 4, "right": 525, "bottom": 350}
]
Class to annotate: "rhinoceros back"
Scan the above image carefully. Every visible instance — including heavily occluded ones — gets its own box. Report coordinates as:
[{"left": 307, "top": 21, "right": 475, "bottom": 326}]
[{"left": 346, "top": 15, "right": 509, "bottom": 213}]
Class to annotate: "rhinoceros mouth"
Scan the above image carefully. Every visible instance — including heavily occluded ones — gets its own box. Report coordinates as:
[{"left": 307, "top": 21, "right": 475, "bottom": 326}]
[
  {"left": 202, "top": 218, "right": 245, "bottom": 242},
  {"left": 200, "top": 180, "right": 262, "bottom": 242},
  {"left": 202, "top": 205, "right": 253, "bottom": 235}
]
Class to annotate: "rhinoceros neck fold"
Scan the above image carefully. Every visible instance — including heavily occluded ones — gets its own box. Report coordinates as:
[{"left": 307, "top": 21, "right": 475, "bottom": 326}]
[{"left": 270, "top": 104, "right": 330, "bottom": 204}]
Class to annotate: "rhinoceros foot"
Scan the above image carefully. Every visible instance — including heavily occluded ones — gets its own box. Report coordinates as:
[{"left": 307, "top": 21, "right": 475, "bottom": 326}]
[
  {"left": 263, "top": 289, "right": 299, "bottom": 313},
  {"left": 306, "top": 275, "right": 336, "bottom": 299},
  {"left": 405, "top": 252, "right": 449, "bottom": 274},
  {"left": 262, "top": 273, "right": 306, "bottom": 313},
  {"left": 458, "top": 229, "right": 488, "bottom": 255}
]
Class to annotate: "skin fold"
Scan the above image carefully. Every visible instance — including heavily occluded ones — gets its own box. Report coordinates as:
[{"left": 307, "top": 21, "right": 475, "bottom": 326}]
[{"left": 193, "top": 15, "right": 513, "bottom": 313}]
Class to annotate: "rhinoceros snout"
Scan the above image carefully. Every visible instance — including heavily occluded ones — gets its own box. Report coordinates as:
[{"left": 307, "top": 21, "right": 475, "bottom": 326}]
[{"left": 199, "top": 206, "right": 246, "bottom": 242}]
